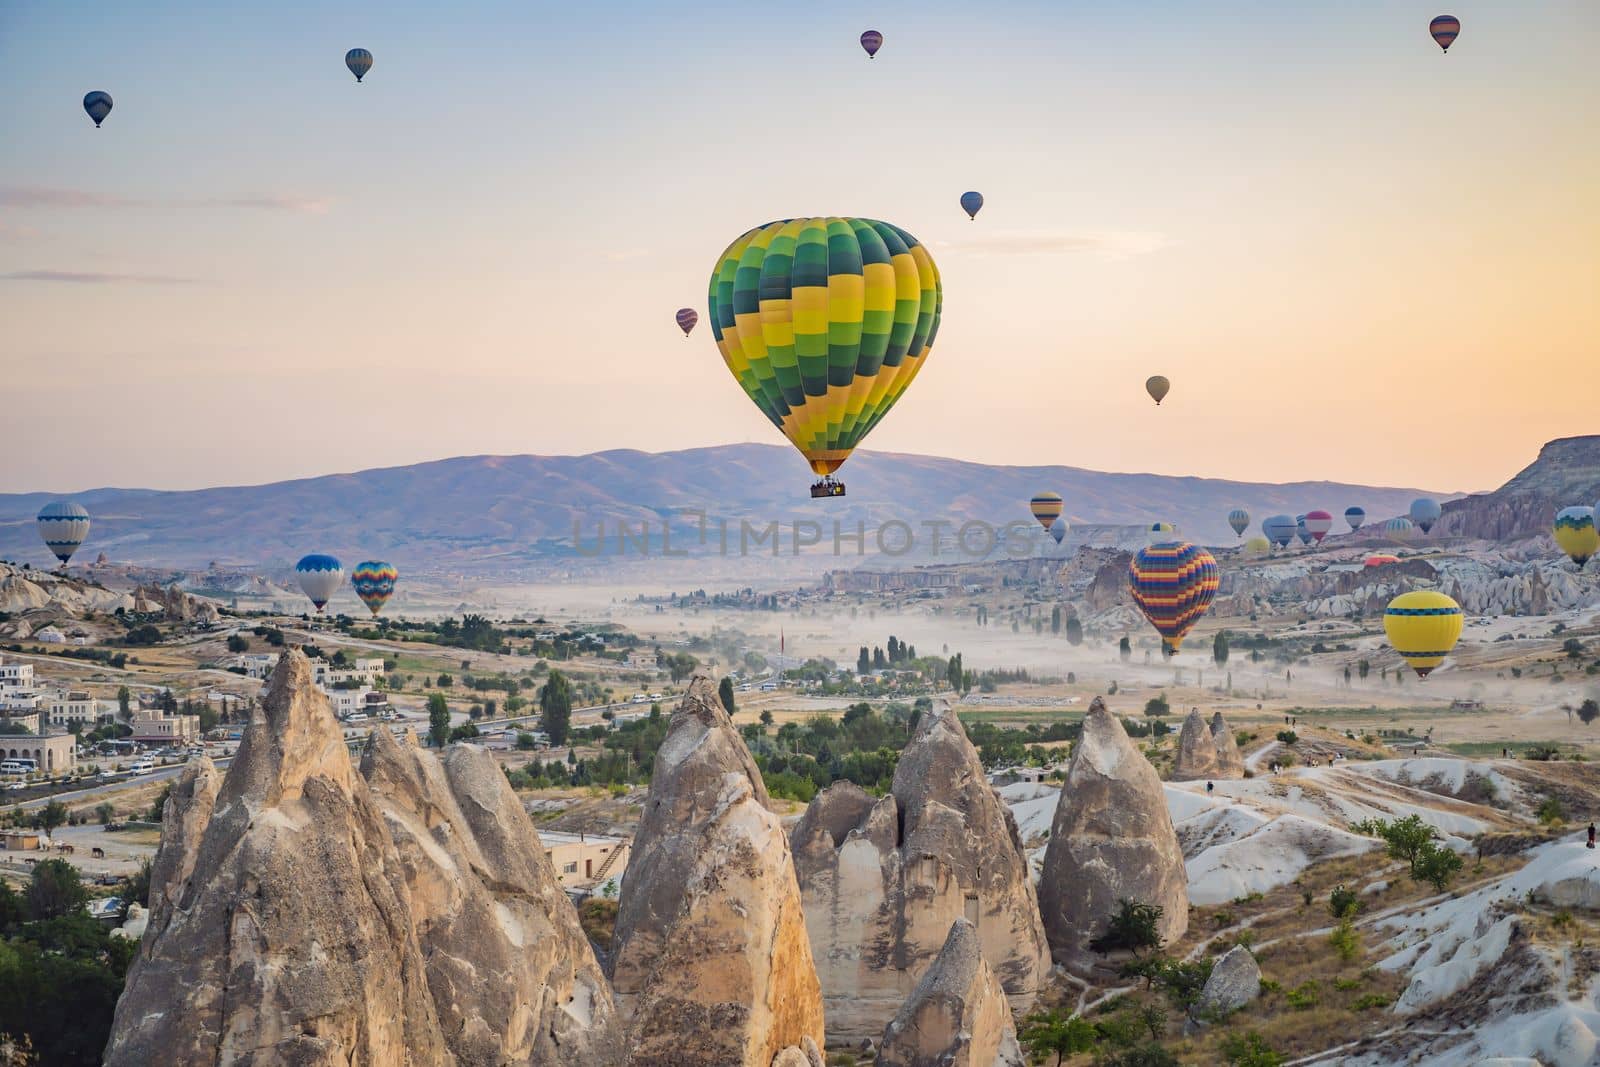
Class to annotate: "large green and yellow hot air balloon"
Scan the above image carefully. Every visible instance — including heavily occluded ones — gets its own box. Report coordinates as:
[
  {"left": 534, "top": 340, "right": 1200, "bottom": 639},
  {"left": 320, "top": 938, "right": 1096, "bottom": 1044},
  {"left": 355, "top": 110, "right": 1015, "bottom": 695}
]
[
  {"left": 1383, "top": 590, "right": 1463, "bottom": 678},
  {"left": 709, "top": 218, "right": 941, "bottom": 495},
  {"left": 1554, "top": 507, "right": 1598, "bottom": 569}
]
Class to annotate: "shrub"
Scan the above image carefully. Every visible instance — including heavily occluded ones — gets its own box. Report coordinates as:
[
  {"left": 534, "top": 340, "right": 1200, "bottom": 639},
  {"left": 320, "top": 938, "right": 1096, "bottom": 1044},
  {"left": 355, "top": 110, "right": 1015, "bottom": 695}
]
[
  {"left": 1537, "top": 795, "right": 1565, "bottom": 825},
  {"left": 1413, "top": 843, "right": 1464, "bottom": 892},
  {"left": 1351, "top": 993, "right": 1392, "bottom": 1011},
  {"left": 1090, "top": 899, "right": 1165, "bottom": 957},
  {"left": 1276, "top": 730, "right": 1298, "bottom": 745},
  {"left": 1328, "top": 884, "right": 1362, "bottom": 920},
  {"left": 1219, "top": 1031, "right": 1284, "bottom": 1067},
  {"left": 1285, "top": 980, "right": 1320, "bottom": 1010},
  {"left": 1328, "top": 919, "right": 1361, "bottom": 963}
]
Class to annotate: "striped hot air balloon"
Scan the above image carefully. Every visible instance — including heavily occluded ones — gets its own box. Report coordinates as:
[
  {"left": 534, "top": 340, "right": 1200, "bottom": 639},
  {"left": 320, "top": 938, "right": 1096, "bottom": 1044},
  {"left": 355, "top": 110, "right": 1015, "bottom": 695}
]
[
  {"left": 1263, "top": 515, "right": 1296, "bottom": 549},
  {"left": 860, "top": 30, "right": 883, "bottom": 58},
  {"left": 295, "top": 554, "right": 344, "bottom": 613},
  {"left": 1344, "top": 506, "right": 1366, "bottom": 532},
  {"left": 1147, "top": 521, "right": 1178, "bottom": 546},
  {"left": 345, "top": 48, "right": 373, "bottom": 82},
  {"left": 675, "top": 307, "right": 698, "bottom": 337},
  {"left": 1129, "top": 542, "right": 1219, "bottom": 656},
  {"left": 37, "top": 501, "right": 90, "bottom": 565},
  {"left": 1385, "top": 516, "right": 1415, "bottom": 542},
  {"left": 1430, "top": 15, "right": 1460, "bottom": 52},
  {"left": 1029, "top": 492, "right": 1064, "bottom": 531},
  {"left": 1410, "top": 497, "right": 1442, "bottom": 534},
  {"left": 709, "top": 218, "right": 940, "bottom": 492},
  {"left": 1384, "top": 590, "right": 1463, "bottom": 678},
  {"left": 1554, "top": 506, "right": 1598, "bottom": 568},
  {"left": 350, "top": 560, "right": 399, "bottom": 616},
  {"left": 1295, "top": 515, "right": 1311, "bottom": 545},
  {"left": 1227, "top": 508, "right": 1250, "bottom": 538},
  {"left": 1304, "top": 510, "right": 1333, "bottom": 544},
  {"left": 82, "top": 91, "right": 112, "bottom": 127}
]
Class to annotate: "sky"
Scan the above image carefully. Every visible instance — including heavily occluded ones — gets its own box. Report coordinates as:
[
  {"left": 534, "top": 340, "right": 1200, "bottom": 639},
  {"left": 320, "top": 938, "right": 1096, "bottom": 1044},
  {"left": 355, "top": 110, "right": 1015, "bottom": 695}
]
[{"left": 2, "top": 1, "right": 1596, "bottom": 495}]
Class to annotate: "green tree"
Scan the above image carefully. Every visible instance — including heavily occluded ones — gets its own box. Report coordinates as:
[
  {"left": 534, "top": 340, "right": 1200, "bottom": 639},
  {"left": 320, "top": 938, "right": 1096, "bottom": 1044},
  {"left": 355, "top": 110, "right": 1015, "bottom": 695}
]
[
  {"left": 718, "top": 676, "right": 736, "bottom": 714},
  {"left": 541, "top": 670, "right": 574, "bottom": 746},
  {"left": 37, "top": 801, "right": 67, "bottom": 841},
  {"left": 1562, "top": 637, "right": 1585, "bottom": 660},
  {"left": 758, "top": 708, "right": 774, "bottom": 727},
  {"left": 1219, "top": 1031, "right": 1285, "bottom": 1067},
  {"left": 1143, "top": 695, "right": 1170, "bottom": 717},
  {"left": 946, "top": 654, "right": 963, "bottom": 691},
  {"left": 1065, "top": 616, "right": 1083, "bottom": 646},
  {"left": 1051, "top": 605, "right": 1062, "bottom": 634},
  {"left": 1412, "top": 843, "right": 1464, "bottom": 891},
  {"left": 116, "top": 685, "right": 130, "bottom": 717},
  {"left": 1018, "top": 1010, "right": 1096, "bottom": 1066},
  {"left": 427, "top": 693, "right": 451, "bottom": 748},
  {"left": 666, "top": 653, "right": 699, "bottom": 682},
  {"left": 857, "top": 646, "right": 871, "bottom": 675},
  {"left": 94, "top": 802, "right": 115, "bottom": 826},
  {"left": 146, "top": 784, "right": 171, "bottom": 823},
  {"left": 436, "top": 673, "right": 454, "bottom": 688},
  {"left": 25, "top": 859, "right": 87, "bottom": 921},
  {"left": 1213, "top": 631, "right": 1230, "bottom": 666},
  {"left": 1119, "top": 635, "right": 1132, "bottom": 662},
  {"left": 1578, "top": 699, "right": 1599, "bottom": 727},
  {"left": 1090, "top": 899, "right": 1165, "bottom": 957}
]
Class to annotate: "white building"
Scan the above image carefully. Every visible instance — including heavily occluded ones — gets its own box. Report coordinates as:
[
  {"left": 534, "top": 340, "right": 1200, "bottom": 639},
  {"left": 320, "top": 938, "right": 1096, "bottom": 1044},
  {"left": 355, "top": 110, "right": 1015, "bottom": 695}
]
[
  {"left": 314, "top": 657, "right": 386, "bottom": 690},
  {"left": 0, "top": 690, "right": 39, "bottom": 714},
  {"left": 624, "top": 649, "right": 658, "bottom": 671},
  {"left": 233, "top": 653, "right": 280, "bottom": 679},
  {"left": 46, "top": 692, "right": 100, "bottom": 729},
  {"left": 128, "top": 709, "right": 200, "bottom": 745},
  {"left": 0, "top": 659, "right": 35, "bottom": 690},
  {"left": 327, "top": 688, "right": 380, "bottom": 719}
]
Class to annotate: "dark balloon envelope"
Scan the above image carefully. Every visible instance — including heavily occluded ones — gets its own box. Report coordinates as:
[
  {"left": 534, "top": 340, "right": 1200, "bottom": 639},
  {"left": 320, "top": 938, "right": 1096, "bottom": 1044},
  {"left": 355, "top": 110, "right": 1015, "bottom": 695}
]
[
  {"left": 675, "top": 308, "right": 698, "bottom": 337},
  {"left": 1430, "top": 15, "right": 1460, "bottom": 52},
  {"left": 83, "top": 91, "right": 112, "bottom": 127},
  {"left": 860, "top": 30, "right": 883, "bottom": 58},
  {"left": 959, "top": 191, "right": 983, "bottom": 220},
  {"left": 346, "top": 48, "right": 373, "bottom": 82}
]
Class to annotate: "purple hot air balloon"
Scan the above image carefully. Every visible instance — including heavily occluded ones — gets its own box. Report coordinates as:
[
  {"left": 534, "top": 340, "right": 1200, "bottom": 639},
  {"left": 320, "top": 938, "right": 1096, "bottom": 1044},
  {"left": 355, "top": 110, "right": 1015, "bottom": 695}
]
[
  {"left": 675, "top": 307, "right": 698, "bottom": 338},
  {"left": 860, "top": 30, "right": 883, "bottom": 58}
]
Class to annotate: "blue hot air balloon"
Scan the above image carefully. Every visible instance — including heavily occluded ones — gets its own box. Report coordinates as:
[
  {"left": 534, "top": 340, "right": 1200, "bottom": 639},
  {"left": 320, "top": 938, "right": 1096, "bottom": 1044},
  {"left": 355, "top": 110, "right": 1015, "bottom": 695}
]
[
  {"left": 295, "top": 554, "right": 345, "bottom": 613},
  {"left": 960, "top": 191, "right": 984, "bottom": 220},
  {"left": 1410, "top": 497, "right": 1442, "bottom": 535},
  {"left": 1344, "top": 506, "right": 1366, "bottom": 532},
  {"left": 37, "top": 502, "right": 90, "bottom": 566},
  {"left": 345, "top": 48, "right": 373, "bottom": 82},
  {"left": 860, "top": 29, "right": 883, "bottom": 58},
  {"left": 83, "top": 91, "right": 112, "bottom": 127},
  {"left": 1227, "top": 508, "right": 1250, "bottom": 538},
  {"left": 1295, "top": 515, "right": 1312, "bottom": 545},
  {"left": 1049, "top": 515, "right": 1068, "bottom": 545},
  {"left": 1263, "top": 514, "right": 1296, "bottom": 549}
]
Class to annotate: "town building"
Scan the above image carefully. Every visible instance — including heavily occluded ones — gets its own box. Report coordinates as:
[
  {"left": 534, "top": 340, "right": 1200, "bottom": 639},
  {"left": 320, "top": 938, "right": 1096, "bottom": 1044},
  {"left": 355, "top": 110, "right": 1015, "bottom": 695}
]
[
  {"left": 233, "top": 653, "right": 280, "bottom": 679},
  {"left": 0, "top": 732, "right": 77, "bottom": 775},
  {"left": 624, "top": 649, "right": 658, "bottom": 671},
  {"left": 128, "top": 709, "right": 200, "bottom": 746},
  {"left": 0, "top": 658, "right": 35, "bottom": 690},
  {"left": 0, "top": 709, "right": 41, "bottom": 734},
  {"left": 540, "top": 831, "right": 629, "bottom": 889},
  {"left": 46, "top": 691, "right": 102, "bottom": 730},
  {"left": 313, "top": 658, "right": 385, "bottom": 690}
]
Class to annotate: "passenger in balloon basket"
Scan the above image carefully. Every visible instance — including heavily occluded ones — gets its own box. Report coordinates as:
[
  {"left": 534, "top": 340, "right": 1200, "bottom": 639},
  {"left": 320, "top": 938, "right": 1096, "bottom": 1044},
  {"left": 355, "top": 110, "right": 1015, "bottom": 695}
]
[{"left": 810, "top": 476, "right": 846, "bottom": 498}]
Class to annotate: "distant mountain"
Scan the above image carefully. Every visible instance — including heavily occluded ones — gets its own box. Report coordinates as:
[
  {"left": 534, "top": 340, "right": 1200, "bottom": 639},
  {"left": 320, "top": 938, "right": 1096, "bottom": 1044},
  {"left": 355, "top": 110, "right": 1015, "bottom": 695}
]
[
  {"left": 0, "top": 444, "right": 1450, "bottom": 572},
  {"left": 1436, "top": 435, "right": 1600, "bottom": 541}
]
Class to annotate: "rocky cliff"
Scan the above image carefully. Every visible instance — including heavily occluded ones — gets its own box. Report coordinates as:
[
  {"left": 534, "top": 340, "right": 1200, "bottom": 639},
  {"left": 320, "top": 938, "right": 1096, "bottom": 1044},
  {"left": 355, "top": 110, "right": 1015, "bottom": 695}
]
[
  {"left": 875, "top": 919, "right": 1026, "bottom": 1067},
  {"left": 1210, "top": 712, "right": 1245, "bottom": 778},
  {"left": 610, "top": 673, "right": 824, "bottom": 1067},
  {"left": 790, "top": 704, "right": 1049, "bottom": 1041},
  {"left": 1171, "top": 709, "right": 1220, "bottom": 781},
  {"left": 1436, "top": 435, "right": 1600, "bottom": 541},
  {"left": 105, "top": 649, "right": 619, "bottom": 1066},
  {"left": 1038, "top": 698, "right": 1189, "bottom": 975}
]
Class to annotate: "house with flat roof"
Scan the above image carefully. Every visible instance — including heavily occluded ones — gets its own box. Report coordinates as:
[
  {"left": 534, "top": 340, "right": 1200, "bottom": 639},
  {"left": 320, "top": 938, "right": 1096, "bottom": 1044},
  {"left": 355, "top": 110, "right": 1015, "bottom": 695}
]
[{"left": 539, "top": 831, "right": 629, "bottom": 889}]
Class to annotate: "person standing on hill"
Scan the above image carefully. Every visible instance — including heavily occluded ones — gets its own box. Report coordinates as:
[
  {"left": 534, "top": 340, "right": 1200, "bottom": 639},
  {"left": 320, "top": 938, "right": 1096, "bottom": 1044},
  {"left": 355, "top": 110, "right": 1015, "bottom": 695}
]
[{"left": 1588, "top": 822, "right": 1595, "bottom": 849}]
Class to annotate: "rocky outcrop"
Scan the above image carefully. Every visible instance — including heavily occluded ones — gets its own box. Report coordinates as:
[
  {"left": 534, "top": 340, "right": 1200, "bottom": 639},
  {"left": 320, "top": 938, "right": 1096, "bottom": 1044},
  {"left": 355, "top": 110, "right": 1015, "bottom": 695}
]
[
  {"left": 876, "top": 920, "right": 1026, "bottom": 1067},
  {"left": 790, "top": 703, "right": 1049, "bottom": 1042},
  {"left": 1211, "top": 712, "right": 1245, "bottom": 778},
  {"left": 611, "top": 673, "right": 824, "bottom": 1067},
  {"left": 1192, "top": 945, "right": 1260, "bottom": 1021},
  {"left": 105, "top": 649, "right": 619, "bottom": 1066},
  {"left": 132, "top": 581, "right": 221, "bottom": 624},
  {"left": 360, "top": 725, "right": 621, "bottom": 1065},
  {"left": 1038, "top": 697, "right": 1188, "bottom": 974},
  {"left": 1171, "top": 709, "right": 1219, "bottom": 781}
]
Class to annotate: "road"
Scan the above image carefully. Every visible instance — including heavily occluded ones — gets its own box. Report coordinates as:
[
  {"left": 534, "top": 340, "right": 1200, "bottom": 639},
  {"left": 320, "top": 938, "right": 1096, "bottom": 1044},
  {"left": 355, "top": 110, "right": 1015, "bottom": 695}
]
[{"left": 11, "top": 758, "right": 232, "bottom": 812}]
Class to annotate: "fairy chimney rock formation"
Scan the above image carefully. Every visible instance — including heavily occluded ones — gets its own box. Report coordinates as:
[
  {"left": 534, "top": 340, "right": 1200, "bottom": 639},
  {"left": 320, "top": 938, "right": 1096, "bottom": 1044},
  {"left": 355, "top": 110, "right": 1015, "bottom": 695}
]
[
  {"left": 875, "top": 919, "right": 1027, "bottom": 1067},
  {"left": 1171, "top": 708, "right": 1220, "bottom": 781},
  {"left": 610, "top": 673, "right": 824, "bottom": 1067},
  {"left": 790, "top": 702, "right": 1050, "bottom": 1041},
  {"left": 105, "top": 648, "right": 621, "bottom": 1066},
  {"left": 1210, "top": 711, "right": 1246, "bottom": 779},
  {"left": 1037, "top": 697, "right": 1189, "bottom": 975}
]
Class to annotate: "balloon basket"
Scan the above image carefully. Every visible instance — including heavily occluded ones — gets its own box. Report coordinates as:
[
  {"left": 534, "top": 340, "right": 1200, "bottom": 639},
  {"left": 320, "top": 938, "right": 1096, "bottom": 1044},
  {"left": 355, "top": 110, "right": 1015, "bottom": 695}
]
[{"left": 810, "top": 478, "right": 846, "bottom": 499}]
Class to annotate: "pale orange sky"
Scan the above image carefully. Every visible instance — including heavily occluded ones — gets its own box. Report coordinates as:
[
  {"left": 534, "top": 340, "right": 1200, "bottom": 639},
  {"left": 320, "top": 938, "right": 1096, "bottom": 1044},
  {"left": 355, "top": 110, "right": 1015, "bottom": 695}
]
[{"left": 2, "top": 2, "right": 1595, "bottom": 494}]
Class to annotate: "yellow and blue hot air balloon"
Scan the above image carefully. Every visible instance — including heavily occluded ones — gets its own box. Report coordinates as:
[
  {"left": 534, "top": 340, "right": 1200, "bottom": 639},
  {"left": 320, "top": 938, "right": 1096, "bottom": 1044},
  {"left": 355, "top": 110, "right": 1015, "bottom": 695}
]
[
  {"left": 710, "top": 218, "right": 940, "bottom": 496},
  {"left": 295, "top": 554, "right": 344, "bottom": 614},
  {"left": 1384, "top": 590, "right": 1463, "bottom": 678},
  {"left": 1227, "top": 508, "right": 1250, "bottom": 539},
  {"left": 1129, "top": 542, "right": 1219, "bottom": 656},
  {"left": 1262, "top": 515, "right": 1296, "bottom": 549},
  {"left": 1554, "top": 506, "right": 1598, "bottom": 569},
  {"left": 1147, "top": 521, "right": 1178, "bottom": 546},
  {"left": 345, "top": 48, "right": 373, "bottom": 82},
  {"left": 350, "top": 560, "right": 398, "bottom": 616},
  {"left": 1029, "top": 492, "right": 1064, "bottom": 532},
  {"left": 37, "top": 501, "right": 90, "bottom": 566}
]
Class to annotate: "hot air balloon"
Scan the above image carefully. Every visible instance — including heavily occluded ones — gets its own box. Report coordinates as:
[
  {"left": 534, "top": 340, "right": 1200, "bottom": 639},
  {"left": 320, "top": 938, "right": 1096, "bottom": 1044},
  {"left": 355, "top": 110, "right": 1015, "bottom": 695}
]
[
  {"left": 295, "top": 554, "right": 344, "bottom": 614},
  {"left": 1147, "top": 521, "right": 1178, "bottom": 546},
  {"left": 1129, "top": 542, "right": 1219, "bottom": 657},
  {"left": 1243, "top": 536, "right": 1271, "bottom": 558},
  {"left": 1365, "top": 554, "right": 1401, "bottom": 568},
  {"left": 1344, "top": 506, "right": 1366, "bottom": 532},
  {"left": 860, "top": 30, "right": 883, "bottom": 58},
  {"left": 1029, "top": 492, "right": 1064, "bottom": 531},
  {"left": 345, "top": 48, "right": 373, "bottom": 82},
  {"left": 36, "top": 502, "right": 90, "bottom": 566},
  {"left": 1263, "top": 515, "right": 1296, "bottom": 549},
  {"left": 675, "top": 308, "right": 698, "bottom": 337},
  {"left": 1384, "top": 590, "right": 1463, "bottom": 678},
  {"left": 1430, "top": 15, "right": 1460, "bottom": 52},
  {"left": 1049, "top": 516, "right": 1068, "bottom": 545},
  {"left": 1554, "top": 506, "right": 1599, "bottom": 568},
  {"left": 1304, "top": 510, "right": 1333, "bottom": 544},
  {"left": 1385, "top": 516, "right": 1415, "bottom": 542},
  {"left": 1410, "top": 497, "right": 1442, "bottom": 534},
  {"left": 83, "top": 91, "right": 112, "bottom": 127},
  {"left": 350, "top": 560, "right": 398, "bottom": 616},
  {"left": 959, "top": 191, "right": 983, "bottom": 220},
  {"left": 709, "top": 218, "right": 940, "bottom": 497},
  {"left": 1145, "top": 376, "right": 1170, "bottom": 406},
  {"left": 1227, "top": 508, "right": 1250, "bottom": 539},
  {"left": 1295, "top": 515, "right": 1311, "bottom": 545}
]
